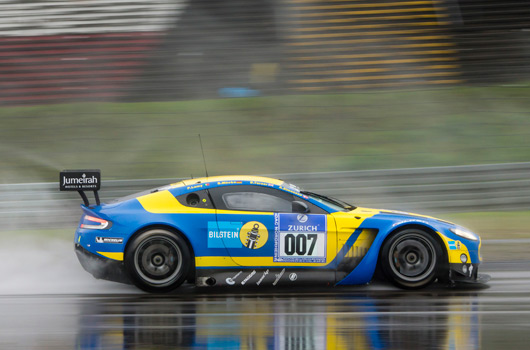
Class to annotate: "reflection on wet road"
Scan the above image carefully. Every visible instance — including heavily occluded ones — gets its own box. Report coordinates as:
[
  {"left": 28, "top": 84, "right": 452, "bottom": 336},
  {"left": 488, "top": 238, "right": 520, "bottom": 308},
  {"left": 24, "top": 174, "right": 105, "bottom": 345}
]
[{"left": 1, "top": 264, "right": 530, "bottom": 349}]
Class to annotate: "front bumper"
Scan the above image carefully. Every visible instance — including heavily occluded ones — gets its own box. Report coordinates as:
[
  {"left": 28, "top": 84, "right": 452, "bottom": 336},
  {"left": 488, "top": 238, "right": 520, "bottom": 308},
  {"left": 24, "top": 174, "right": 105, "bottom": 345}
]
[
  {"left": 449, "top": 263, "right": 490, "bottom": 284},
  {"left": 75, "top": 244, "right": 130, "bottom": 284}
]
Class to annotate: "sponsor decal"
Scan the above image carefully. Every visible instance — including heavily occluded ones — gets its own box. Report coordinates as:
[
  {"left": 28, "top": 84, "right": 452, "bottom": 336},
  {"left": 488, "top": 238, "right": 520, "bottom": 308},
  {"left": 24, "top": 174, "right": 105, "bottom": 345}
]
[
  {"left": 448, "top": 240, "right": 461, "bottom": 250},
  {"left": 256, "top": 269, "right": 269, "bottom": 285},
  {"left": 272, "top": 268, "right": 285, "bottom": 286},
  {"left": 289, "top": 273, "right": 297, "bottom": 281},
  {"left": 95, "top": 237, "right": 123, "bottom": 244},
  {"left": 241, "top": 270, "right": 256, "bottom": 285},
  {"left": 279, "top": 186, "right": 300, "bottom": 196},
  {"left": 217, "top": 181, "right": 243, "bottom": 186},
  {"left": 297, "top": 214, "right": 308, "bottom": 223},
  {"left": 287, "top": 224, "right": 320, "bottom": 231},
  {"left": 207, "top": 221, "right": 242, "bottom": 248},
  {"left": 60, "top": 170, "right": 100, "bottom": 191},
  {"left": 249, "top": 181, "right": 275, "bottom": 187},
  {"left": 239, "top": 221, "right": 268, "bottom": 249},
  {"left": 274, "top": 213, "right": 327, "bottom": 263},
  {"left": 208, "top": 221, "right": 268, "bottom": 249},
  {"left": 225, "top": 271, "right": 243, "bottom": 285}
]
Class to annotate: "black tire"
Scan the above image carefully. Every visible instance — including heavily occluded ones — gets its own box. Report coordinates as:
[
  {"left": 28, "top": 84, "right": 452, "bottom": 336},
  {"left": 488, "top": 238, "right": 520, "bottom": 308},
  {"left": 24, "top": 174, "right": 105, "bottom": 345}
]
[
  {"left": 380, "top": 228, "right": 442, "bottom": 289},
  {"left": 125, "top": 228, "right": 191, "bottom": 293}
]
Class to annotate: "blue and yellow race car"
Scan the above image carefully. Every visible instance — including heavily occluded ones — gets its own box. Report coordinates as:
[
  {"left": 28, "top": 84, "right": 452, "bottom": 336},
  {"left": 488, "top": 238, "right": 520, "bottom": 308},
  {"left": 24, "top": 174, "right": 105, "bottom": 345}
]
[{"left": 70, "top": 174, "right": 487, "bottom": 292}]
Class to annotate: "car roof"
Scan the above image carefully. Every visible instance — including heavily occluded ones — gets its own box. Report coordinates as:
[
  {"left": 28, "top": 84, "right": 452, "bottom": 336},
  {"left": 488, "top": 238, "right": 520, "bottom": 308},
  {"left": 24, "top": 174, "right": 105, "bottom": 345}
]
[{"left": 171, "top": 175, "right": 285, "bottom": 188}]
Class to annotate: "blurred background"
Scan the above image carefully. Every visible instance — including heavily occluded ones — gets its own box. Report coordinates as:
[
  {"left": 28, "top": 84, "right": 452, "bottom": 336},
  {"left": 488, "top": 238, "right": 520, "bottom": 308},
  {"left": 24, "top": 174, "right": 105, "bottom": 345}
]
[
  {"left": 0, "top": 3, "right": 530, "bottom": 349},
  {"left": 0, "top": 0, "right": 529, "bottom": 250}
]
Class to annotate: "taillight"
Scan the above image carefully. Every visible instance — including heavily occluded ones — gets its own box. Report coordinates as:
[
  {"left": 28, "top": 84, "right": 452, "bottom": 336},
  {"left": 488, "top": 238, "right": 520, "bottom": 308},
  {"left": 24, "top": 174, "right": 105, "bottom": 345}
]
[{"left": 80, "top": 215, "right": 111, "bottom": 230}]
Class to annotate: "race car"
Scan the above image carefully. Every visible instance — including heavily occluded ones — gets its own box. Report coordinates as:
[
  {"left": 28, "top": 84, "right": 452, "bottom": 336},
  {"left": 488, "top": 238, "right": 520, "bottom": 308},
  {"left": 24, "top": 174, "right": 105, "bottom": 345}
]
[{"left": 64, "top": 171, "right": 488, "bottom": 292}]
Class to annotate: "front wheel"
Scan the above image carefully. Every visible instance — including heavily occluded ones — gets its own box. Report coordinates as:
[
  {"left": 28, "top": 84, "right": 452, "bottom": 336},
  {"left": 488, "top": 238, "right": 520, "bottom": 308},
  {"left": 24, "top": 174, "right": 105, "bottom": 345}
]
[
  {"left": 380, "top": 229, "right": 442, "bottom": 289},
  {"left": 125, "top": 228, "right": 191, "bottom": 293}
]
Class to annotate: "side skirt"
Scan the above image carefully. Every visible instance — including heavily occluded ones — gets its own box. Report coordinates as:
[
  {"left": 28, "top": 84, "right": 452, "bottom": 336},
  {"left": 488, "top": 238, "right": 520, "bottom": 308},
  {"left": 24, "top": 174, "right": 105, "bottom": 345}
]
[{"left": 196, "top": 268, "right": 336, "bottom": 288}]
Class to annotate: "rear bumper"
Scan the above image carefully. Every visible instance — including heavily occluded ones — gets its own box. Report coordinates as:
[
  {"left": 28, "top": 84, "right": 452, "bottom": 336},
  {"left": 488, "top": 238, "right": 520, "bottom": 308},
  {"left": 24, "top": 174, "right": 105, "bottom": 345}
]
[{"left": 75, "top": 244, "right": 130, "bottom": 284}]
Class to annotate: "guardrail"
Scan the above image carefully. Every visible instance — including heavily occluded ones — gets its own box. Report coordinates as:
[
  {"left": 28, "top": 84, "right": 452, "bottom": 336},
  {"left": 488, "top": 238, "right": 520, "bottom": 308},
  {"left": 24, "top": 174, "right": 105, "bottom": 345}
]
[{"left": 1, "top": 162, "right": 529, "bottom": 230}]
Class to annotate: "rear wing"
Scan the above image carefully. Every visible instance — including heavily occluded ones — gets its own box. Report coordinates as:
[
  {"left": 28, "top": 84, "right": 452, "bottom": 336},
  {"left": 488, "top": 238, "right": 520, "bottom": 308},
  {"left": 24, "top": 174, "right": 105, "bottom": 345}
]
[{"left": 59, "top": 169, "right": 101, "bottom": 206}]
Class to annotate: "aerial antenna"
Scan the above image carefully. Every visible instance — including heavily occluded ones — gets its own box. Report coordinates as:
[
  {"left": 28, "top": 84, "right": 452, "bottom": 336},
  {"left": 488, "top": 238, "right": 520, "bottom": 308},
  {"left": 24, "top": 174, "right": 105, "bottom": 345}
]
[{"left": 198, "top": 134, "right": 209, "bottom": 178}]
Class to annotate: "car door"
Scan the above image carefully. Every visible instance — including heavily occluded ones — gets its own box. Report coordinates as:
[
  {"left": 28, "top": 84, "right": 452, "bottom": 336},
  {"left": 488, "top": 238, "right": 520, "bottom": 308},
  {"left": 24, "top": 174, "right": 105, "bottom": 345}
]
[{"left": 208, "top": 185, "right": 337, "bottom": 268}]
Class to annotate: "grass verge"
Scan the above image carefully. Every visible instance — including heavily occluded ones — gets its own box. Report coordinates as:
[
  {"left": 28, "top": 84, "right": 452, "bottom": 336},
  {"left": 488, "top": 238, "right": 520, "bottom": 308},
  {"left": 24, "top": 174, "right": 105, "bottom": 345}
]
[{"left": 1, "top": 86, "right": 530, "bottom": 183}]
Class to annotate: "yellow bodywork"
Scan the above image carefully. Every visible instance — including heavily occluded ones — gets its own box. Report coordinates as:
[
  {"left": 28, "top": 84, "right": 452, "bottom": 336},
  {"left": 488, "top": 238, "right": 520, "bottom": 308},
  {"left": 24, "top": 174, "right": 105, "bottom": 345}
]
[
  {"left": 195, "top": 207, "right": 382, "bottom": 268},
  {"left": 436, "top": 232, "right": 472, "bottom": 264}
]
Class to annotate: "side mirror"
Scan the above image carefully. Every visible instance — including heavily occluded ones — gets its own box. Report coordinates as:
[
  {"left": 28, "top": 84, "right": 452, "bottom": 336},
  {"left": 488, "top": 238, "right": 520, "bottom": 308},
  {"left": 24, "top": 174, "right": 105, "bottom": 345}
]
[{"left": 292, "top": 201, "right": 309, "bottom": 213}]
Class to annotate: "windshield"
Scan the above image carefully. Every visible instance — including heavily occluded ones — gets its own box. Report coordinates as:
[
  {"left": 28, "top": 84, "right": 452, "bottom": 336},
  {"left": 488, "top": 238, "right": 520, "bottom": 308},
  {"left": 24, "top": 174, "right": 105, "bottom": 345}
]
[{"left": 301, "top": 191, "right": 356, "bottom": 212}]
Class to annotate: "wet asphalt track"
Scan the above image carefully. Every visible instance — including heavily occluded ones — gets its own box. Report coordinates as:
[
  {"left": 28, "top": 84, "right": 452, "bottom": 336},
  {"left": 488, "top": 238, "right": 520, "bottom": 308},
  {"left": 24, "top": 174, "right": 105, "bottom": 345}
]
[{"left": 1, "top": 261, "right": 530, "bottom": 350}]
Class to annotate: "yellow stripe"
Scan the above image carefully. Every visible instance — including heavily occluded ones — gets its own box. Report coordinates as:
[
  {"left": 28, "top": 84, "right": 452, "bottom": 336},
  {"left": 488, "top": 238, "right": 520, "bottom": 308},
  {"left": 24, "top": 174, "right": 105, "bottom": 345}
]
[
  {"left": 293, "top": 21, "right": 449, "bottom": 32},
  {"left": 196, "top": 256, "right": 236, "bottom": 267},
  {"left": 138, "top": 190, "right": 215, "bottom": 214},
  {"left": 288, "top": 57, "right": 457, "bottom": 69},
  {"left": 289, "top": 71, "right": 459, "bottom": 84},
  {"left": 288, "top": 43, "right": 454, "bottom": 55},
  {"left": 425, "top": 64, "right": 460, "bottom": 69},
  {"left": 291, "top": 79, "right": 463, "bottom": 91},
  {"left": 196, "top": 256, "right": 330, "bottom": 267},
  {"left": 290, "top": 0, "right": 401, "bottom": 3},
  {"left": 293, "top": 8, "right": 445, "bottom": 18},
  {"left": 216, "top": 210, "right": 274, "bottom": 216},
  {"left": 97, "top": 252, "right": 124, "bottom": 261},
  {"left": 291, "top": 14, "right": 445, "bottom": 25},
  {"left": 291, "top": 50, "right": 458, "bottom": 60},
  {"left": 288, "top": 28, "right": 439, "bottom": 39},
  {"left": 294, "top": 64, "right": 459, "bottom": 76},
  {"left": 295, "top": 1, "right": 440, "bottom": 11},
  {"left": 287, "top": 36, "right": 451, "bottom": 47},
  {"left": 299, "top": 67, "right": 391, "bottom": 75},
  {"left": 180, "top": 176, "right": 284, "bottom": 187}
]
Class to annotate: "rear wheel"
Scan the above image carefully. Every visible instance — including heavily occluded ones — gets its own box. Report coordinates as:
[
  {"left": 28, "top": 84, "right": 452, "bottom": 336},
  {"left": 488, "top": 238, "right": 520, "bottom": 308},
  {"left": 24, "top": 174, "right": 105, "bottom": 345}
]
[
  {"left": 380, "top": 229, "right": 441, "bottom": 289},
  {"left": 125, "top": 228, "right": 191, "bottom": 293}
]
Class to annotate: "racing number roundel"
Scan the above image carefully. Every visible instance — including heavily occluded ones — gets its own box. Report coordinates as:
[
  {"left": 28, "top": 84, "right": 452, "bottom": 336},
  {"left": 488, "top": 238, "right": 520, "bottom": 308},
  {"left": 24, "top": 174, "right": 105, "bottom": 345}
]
[{"left": 239, "top": 221, "right": 268, "bottom": 249}]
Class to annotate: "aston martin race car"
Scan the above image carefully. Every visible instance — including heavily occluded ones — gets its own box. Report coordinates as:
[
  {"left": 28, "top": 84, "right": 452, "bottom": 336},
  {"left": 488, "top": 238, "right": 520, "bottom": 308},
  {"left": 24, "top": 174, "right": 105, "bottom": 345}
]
[{"left": 65, "top": 172, "right": 487, "bottom": 292}]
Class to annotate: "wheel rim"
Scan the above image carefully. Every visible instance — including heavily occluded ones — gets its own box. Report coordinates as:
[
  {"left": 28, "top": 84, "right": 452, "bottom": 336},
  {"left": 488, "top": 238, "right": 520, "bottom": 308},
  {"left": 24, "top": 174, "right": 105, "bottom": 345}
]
[
  {"left": 134, "top": 235, "right": 183, "bottom": 286},
  {"left": 388, "top": 233, "right": 436, "bottom": 282}
]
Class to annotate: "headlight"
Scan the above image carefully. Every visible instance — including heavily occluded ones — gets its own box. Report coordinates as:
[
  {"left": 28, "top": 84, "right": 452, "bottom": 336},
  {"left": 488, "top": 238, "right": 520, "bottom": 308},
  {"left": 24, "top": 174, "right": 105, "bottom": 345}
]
[{"left": 450, "top": 227, "right": 478, "bottom": 241}]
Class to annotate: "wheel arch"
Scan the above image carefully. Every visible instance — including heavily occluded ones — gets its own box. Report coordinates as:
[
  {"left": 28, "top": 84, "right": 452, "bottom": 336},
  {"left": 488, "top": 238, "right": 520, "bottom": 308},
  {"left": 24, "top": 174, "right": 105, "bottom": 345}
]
[
  {"left": 124, "top": 223, "right": 196, "bottom": 279},
  {"left": 376, "top": 223, "right": 449, "bottom": 280}
]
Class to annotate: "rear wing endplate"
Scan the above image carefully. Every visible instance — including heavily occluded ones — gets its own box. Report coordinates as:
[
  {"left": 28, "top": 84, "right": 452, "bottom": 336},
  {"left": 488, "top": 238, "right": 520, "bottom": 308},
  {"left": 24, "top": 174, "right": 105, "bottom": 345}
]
[{"left": 59, "top": 169, "right": 101, "bottom": 206}]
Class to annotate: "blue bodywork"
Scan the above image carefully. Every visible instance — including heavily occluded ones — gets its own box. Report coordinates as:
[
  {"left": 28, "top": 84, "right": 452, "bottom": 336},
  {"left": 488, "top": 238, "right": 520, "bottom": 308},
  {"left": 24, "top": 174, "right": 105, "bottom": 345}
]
[{"left": 74, "top": 178, "right": 482, "bottom": 287}]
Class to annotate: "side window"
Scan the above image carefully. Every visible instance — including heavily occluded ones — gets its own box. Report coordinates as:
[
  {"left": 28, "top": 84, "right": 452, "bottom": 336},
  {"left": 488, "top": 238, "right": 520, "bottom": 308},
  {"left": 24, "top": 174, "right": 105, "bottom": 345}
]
[
  {"left": 208, "top": 185, "right": 328, "bottom": 214},
  {"left": 175, "top": 189, "right": 213, "bottom": 209},
  {"left": 222, "top": 192, "right": 291, "bottom": 212}
]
